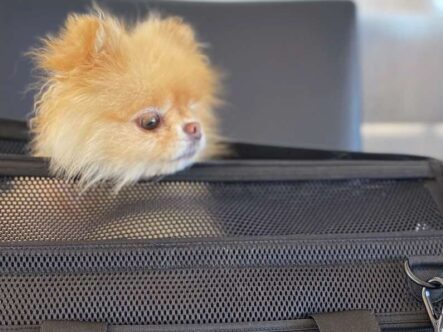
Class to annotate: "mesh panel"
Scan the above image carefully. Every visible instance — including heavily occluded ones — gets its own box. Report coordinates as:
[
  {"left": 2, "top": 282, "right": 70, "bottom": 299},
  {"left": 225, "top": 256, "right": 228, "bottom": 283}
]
[
  {"left": 0, "top": 176, "right": 442, "bottom": 242},
  {"left": 0, "top": 138, "right": 27, "bottom": 154},
  {"left": 1, "top": 162, "right": 442, "bottom": 328},
  {"left": 4, "top": 235, "right": 443, "bottom": 326},
  {"left": 0, "top": 262, "right": 420, "bottom": 325}
]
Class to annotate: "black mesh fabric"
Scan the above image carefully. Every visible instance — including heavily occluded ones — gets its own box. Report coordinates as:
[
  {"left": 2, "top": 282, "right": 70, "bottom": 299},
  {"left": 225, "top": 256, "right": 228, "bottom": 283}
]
[
  {"left": 0, "top": 262, "right": 423, "bottom": 325},
  {"left": 0, "top": 176, "right": 442, "bottom": 242},
  {"left": 0, "top": 138, "right": 27, "bottom": 154},
  {"left": 1, "top": 171, "right": 443, "bottom": 327},
  {"left": 1, "top": 237, "right": 443, "bottom": 326}
]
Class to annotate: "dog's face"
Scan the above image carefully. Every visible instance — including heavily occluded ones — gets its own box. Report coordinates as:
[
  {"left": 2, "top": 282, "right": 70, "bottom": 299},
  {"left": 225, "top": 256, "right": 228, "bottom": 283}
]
[{"left": 30, "top": 13, "right": 221, "bottom": 187}]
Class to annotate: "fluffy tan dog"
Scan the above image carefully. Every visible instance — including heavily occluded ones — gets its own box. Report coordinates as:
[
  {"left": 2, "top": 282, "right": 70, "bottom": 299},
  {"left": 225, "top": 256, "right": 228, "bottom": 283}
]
[{"left": 29, "top": 9, "right": 222, "bottom": 189}]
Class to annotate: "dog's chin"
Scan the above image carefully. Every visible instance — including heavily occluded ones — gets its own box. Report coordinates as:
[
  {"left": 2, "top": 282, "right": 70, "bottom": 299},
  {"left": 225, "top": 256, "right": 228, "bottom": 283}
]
[
  {"left": 173, "top": 146, "right": 199, "bottom": 162},
  {"left": 172, "top": 137, "right": 205, "bottom": 163},
  {"left": 140, "top": 148, "right": 200, "bottom": 180},
  {"left": 168, "top": 147, "right": 200, "bottom": 172},
  {"left": 101, "top": 142, "right": 204, "bottom": 191}
]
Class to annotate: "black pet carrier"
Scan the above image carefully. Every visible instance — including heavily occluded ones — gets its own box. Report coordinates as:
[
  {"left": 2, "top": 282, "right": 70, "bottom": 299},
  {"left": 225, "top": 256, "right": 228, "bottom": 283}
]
[{"left": 1, "top": 118, "right": 443, "bottom": 332}]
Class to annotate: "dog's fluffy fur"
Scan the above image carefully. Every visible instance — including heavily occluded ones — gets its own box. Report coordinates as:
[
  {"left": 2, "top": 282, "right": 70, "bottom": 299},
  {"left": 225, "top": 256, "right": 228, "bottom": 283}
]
[{"left": 29, "top": 9, "right": 222, "bottom": 189}]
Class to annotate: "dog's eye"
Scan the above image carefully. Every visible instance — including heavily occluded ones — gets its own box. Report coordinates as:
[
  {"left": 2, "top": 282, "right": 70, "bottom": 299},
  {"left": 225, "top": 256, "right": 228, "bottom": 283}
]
[{"left": 137, "top": 111, "right": 161, "bottom": 131}]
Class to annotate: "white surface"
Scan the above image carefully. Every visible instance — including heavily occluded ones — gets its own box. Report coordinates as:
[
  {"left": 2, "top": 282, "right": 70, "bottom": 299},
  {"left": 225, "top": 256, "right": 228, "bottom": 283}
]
[{"left": 362, "top": 122, "right": 443, "bottom": 159}]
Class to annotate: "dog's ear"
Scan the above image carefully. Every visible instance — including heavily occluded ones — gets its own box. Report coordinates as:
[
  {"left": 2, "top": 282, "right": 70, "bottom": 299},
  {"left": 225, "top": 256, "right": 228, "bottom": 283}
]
[{"left": 31, "top": 13, "right": 124, "bottom": 73}]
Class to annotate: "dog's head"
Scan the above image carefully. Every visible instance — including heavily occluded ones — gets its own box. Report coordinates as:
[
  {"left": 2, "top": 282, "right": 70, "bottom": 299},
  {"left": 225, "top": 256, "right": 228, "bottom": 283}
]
[{"left": 30, "top": 10, "right": 221, "bottom": 188}]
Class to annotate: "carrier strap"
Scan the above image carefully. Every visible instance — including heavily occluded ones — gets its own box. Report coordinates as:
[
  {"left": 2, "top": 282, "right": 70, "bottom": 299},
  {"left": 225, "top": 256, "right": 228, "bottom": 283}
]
[
  {"left": 38, "top": 311, "right": 380, "bottom": 332},
  {"left": 312, "top": 310, "right": 381, "bottom": 332},
  {"left": 40, "top": 321, "right": 107, "bottom": 332}
]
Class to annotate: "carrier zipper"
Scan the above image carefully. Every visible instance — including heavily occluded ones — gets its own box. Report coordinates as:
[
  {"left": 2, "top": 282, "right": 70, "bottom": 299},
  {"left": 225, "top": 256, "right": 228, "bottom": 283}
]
[{"left": 0, "top": 154, "right": 436, "bottom": 181}]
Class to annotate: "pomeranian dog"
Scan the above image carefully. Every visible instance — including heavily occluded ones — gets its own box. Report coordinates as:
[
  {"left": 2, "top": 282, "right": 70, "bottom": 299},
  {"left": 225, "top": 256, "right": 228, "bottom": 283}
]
[{"left": 29, "top": 8, "right": 223, "bottom": 190}]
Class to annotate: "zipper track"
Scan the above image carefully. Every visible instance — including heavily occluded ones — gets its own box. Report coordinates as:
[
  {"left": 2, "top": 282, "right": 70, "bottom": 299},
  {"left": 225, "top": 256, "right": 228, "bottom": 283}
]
[{"left": 0, "top": 155, "right": 437, "bottom": 181}]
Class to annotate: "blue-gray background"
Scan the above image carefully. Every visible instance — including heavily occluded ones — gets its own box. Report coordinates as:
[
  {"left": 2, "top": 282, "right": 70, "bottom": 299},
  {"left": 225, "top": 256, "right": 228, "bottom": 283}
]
[{"left": 0, "top": 0, "right": 361, "bottom": 151}]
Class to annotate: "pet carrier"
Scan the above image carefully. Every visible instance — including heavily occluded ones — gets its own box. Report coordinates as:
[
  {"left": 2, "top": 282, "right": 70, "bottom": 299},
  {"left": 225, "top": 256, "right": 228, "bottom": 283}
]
[{"left": 1, "top": 119, "right": 443, "bottom": 332}]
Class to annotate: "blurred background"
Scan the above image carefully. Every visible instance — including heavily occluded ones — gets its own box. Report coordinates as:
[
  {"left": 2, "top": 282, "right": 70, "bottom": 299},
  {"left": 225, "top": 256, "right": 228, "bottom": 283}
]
[
  {"left": 0, "top": 0, "right": 442, "bottom": 158},
  {"left": 356, "top": 0, "right": 443, "bottom": 159}
]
